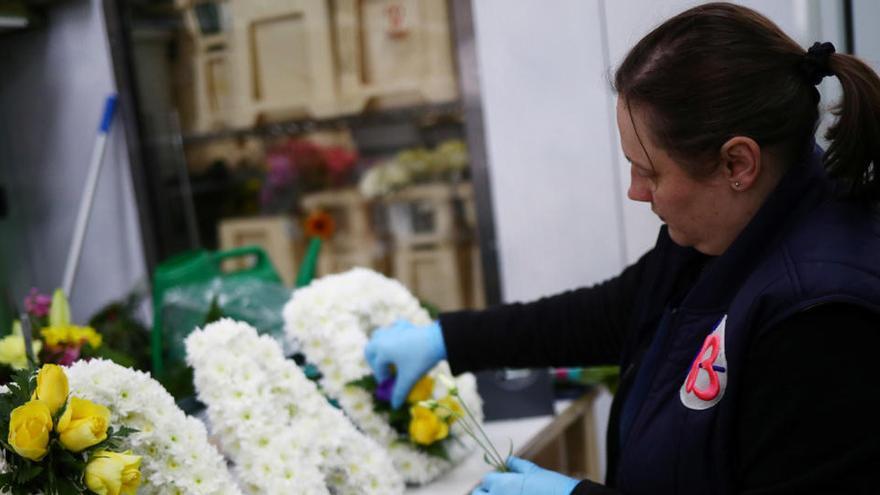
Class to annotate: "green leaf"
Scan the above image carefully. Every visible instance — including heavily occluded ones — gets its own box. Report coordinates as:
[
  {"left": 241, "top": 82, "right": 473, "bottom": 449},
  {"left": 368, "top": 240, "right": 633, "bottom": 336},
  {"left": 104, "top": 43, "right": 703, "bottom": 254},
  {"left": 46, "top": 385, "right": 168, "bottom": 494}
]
[
  {"left": 203, "top": 295, "right": 224, "bottom": 325},
  {"left": 421, "top": 441, "right": 450, "bottom": 461},
  {"left": 49, "top": 289, "right": 71, "bottom": 327},
  {"left": 5, "top": 368, "right": 35, "bottom": 405},
  {"left": 13, "top": 462, "right": 42, "bottom": 483},
  {"left": 345, "top": 375, "right": 377, "bottom": 391},
  {"left": 386, "top": 407, "right": 411, "bottom": 434}
]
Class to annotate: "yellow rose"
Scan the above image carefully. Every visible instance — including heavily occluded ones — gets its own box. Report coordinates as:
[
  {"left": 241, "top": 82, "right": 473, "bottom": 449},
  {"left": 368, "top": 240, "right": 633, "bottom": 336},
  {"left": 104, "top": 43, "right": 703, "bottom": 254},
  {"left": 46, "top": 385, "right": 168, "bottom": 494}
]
[
  {"left": 407, "top": 376, "right": 435, "bottom": 404},
  {"left": 8, "top": 400, "right": 53, "bottom": 461},
  {"left": 436, "top": 396, "right": 463, "bottom": 423},
  {"left": 409, "top": 405, "right": 449, "bottom": 445},
  {"left": 56, "top": 396, "right": 110, "bottom": 452},
  {"left": 32, "top": 364, "right": 69, "bottom": 415},
  {"left": 85, "top": 450, "right": 142, "bottom": 495}
]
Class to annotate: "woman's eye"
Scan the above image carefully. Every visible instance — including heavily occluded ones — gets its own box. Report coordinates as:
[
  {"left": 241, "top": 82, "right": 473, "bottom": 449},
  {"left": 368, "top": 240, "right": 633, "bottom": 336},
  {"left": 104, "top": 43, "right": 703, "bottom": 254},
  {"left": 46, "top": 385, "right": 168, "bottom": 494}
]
[{"left": 634, "top": 166, "right": 653, "bottom": 178}]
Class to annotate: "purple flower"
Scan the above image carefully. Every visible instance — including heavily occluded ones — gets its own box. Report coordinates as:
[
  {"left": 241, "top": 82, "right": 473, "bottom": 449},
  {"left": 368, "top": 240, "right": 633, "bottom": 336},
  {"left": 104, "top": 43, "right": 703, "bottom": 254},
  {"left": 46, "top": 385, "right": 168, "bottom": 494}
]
[
  {"left": 266, "top": 153, "right": 295, "bottom": 187},
  {"left": 24, "top": 288, "right": 51, "bottom": 318},
  {"left": 376, "top": 376, "right": 396, "bottom": 403}
]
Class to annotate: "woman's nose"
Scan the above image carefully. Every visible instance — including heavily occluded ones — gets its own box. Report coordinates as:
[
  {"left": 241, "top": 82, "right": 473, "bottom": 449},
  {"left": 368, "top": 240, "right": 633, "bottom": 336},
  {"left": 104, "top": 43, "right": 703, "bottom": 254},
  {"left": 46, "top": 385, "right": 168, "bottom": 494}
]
[{"left": 628, "top": 173, "right": 652, "bottom": 203}]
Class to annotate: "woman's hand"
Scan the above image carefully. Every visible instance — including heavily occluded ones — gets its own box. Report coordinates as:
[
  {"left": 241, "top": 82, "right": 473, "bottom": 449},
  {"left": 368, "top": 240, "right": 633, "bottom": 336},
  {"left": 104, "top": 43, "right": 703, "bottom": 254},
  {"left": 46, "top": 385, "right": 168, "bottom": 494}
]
[
  {"left": 364, "top": 319, "right": 446, "bottom": 408},
  {"left": 472, "top": 457, "right": 579, "bottom": 495}
]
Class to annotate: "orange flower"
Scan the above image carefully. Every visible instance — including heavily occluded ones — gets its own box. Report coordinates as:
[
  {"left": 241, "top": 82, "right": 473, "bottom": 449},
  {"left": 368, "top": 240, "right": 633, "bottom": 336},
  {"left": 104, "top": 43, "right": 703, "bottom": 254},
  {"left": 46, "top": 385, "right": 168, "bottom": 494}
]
[{"left": 304, "top": 210, "right": 336, "bottom": 240}]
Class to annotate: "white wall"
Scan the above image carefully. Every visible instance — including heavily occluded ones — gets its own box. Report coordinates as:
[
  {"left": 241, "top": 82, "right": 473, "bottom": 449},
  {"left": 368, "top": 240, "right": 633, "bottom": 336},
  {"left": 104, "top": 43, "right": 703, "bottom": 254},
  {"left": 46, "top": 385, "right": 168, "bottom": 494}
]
[
  {"left": 472, "top": 0, "right": 627, "bottom": 305},
  {"left": 473, "top": 1, "right": 845, "bottom": 305},
  {"left": 853, "top": 0, "right": 880, "bottom": 70},
  {"left": 472, "top": 0, "right": 845, "bottom": 481},
  {"left": 603, "top": 0, "right": 846, "bottom": 263},
  {"left": 0, "top": 0, "right": 146, "bottom": 322}
]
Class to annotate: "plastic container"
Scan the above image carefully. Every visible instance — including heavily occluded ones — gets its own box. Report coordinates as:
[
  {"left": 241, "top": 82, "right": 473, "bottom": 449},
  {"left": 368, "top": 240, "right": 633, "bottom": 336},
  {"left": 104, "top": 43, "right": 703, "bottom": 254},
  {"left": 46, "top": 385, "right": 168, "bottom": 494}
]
[{"left": 151, "top": 246, "right": 281, "bottom": 375}]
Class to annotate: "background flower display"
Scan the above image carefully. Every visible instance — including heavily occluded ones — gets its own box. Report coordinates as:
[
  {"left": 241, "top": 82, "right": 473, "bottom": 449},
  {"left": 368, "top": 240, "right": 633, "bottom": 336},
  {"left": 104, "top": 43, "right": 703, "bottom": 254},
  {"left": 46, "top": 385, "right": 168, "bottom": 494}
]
[
  {"left": 260, "top": 137, "right": 359, "bottom": 214},
  {"left": 186, "top": 319, "right": 403, "bottom": 495},
  {"left": 283, "top": 268, "right": 484, "bottom": 484},
  {"left": 358, "top": 139, "right": 469, "bottom": 199},
  {"left": 65, "top": 359, "right": 242, "bottom": 495},
  {"left": 0, "top": 364, "right": 140, "bottom": 494}
]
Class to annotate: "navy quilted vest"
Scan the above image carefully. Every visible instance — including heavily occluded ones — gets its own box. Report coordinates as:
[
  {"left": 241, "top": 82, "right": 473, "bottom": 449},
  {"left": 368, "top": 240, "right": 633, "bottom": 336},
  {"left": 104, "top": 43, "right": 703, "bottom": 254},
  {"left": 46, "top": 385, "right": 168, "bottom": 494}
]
[{"left": 613, "top": 147, "right": 880, "bottom": 494}]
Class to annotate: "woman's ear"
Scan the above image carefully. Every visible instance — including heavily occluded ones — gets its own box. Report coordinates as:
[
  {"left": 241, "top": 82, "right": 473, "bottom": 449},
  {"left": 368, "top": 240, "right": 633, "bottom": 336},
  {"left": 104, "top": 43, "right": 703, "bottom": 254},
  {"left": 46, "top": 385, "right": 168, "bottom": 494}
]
[{"left": 720, "top": 136, "right": 761, "bottom": 191}]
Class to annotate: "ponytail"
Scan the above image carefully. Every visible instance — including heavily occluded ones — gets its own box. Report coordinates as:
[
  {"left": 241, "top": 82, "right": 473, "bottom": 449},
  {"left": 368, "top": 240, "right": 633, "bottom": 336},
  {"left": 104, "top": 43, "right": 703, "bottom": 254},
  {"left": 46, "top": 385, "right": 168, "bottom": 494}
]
[{"left": 825, "top": 54, "right": 880, "bottom": 201}]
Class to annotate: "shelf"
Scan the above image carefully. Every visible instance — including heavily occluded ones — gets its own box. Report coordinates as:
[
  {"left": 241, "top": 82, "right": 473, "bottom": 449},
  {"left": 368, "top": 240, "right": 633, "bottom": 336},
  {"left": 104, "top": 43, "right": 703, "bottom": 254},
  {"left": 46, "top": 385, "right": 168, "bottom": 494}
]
[{"left": 181, "top": 101, "right": 465, "bottom": 146}]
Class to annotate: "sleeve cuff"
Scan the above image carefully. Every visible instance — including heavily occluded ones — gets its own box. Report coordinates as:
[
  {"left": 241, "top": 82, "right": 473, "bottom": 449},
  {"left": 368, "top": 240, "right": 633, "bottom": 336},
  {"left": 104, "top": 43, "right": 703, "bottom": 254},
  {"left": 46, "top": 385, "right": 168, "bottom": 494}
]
[{"left": 572, "top": 479, "right": 620, "bottom": 495}]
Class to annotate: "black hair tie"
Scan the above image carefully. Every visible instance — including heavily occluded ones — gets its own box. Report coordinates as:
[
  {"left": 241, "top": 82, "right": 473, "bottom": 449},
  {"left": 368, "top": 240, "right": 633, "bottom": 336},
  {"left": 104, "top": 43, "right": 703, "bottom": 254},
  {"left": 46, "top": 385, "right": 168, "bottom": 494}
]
[{"left": 801, "top": 41, "right": 836, "bottom": 86}]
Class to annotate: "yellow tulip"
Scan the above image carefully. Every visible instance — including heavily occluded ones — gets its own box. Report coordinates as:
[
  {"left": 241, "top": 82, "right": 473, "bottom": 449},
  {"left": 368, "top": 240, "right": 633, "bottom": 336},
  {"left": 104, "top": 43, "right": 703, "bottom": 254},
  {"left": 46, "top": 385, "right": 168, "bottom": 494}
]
[
  {"left": 8, "top": 400, "right": 53, "bottom": 461},
  {"left": 32, "top": 364, "right": 69, "bottom": 415},
  {"left": 0, "top": 333, "right": 41, "bottom": 370},
  {"left": 56, "top": 396, "right": 110, "bottom": 452},
  {"left": 409, "top": 405, "right": 449, "bottom": 446},
  {"left": 85, "top": 450, "right": 142, "bottom": 495},
  {"left": 407, "top": 376, "right": 435, "bottom": 404}
]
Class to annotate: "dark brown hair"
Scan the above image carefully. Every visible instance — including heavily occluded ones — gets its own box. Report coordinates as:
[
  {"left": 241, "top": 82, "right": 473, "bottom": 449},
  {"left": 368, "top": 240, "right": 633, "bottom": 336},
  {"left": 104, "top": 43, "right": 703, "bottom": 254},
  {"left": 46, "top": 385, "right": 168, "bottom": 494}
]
[{"left": 614, "top": 2, "right": 880, "bottom": 200}]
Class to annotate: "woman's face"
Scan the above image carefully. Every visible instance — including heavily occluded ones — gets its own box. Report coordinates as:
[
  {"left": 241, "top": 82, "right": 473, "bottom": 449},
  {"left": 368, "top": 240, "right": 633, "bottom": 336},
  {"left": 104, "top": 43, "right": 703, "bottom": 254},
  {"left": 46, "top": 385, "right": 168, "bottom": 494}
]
[{"left": 616, "top": 99, "right": 741, "bottom": 255}]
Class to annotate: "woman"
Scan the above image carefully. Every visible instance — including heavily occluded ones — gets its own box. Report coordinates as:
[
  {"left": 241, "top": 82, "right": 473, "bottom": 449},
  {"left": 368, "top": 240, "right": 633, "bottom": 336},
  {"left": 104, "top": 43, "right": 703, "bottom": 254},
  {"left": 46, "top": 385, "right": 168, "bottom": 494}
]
[{"left": 365, "top": 3, "right": 880, "bottom": 494}]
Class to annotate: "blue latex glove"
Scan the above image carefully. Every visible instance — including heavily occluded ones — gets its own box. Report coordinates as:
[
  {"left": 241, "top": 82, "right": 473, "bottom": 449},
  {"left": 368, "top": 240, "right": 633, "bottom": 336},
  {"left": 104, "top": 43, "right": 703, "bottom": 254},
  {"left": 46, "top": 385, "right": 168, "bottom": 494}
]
[
  {"left": 364, "top": 319, "right": 447, "bottom": 409},
  {"left": 471, "top": 457, "right": 579, "bottom": 495}
]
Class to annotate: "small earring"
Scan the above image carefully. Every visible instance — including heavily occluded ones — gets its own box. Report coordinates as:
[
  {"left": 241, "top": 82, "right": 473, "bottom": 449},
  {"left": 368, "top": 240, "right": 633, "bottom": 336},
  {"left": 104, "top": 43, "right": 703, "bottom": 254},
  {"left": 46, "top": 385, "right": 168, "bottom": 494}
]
[{"left": 733, "top": 181, "right": 741, "bottom": 189}]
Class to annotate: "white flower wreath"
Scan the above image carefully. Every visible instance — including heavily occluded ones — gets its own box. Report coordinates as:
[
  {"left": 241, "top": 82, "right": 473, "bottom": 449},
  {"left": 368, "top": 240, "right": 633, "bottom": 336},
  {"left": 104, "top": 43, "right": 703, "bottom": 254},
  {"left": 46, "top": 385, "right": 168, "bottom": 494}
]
[
  {"left": 64, "top": 359, "right": 242, "bottom": 495},
  {"left": 283, "top": 268, "right": 484, "bottom": 485},
  {"left": 186, "top": 318, "right": 404, "bottom": 495}
]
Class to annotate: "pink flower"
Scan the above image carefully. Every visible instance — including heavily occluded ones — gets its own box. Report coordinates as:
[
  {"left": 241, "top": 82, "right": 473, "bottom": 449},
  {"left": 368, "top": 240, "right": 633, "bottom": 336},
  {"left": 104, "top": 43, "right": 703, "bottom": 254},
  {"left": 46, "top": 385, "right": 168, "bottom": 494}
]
[
  {"left": 24, "top": 288, "right": 51, "bottom": 318},
  {"left": 320, "top": 147, "right": 358, "bottom": 177}
]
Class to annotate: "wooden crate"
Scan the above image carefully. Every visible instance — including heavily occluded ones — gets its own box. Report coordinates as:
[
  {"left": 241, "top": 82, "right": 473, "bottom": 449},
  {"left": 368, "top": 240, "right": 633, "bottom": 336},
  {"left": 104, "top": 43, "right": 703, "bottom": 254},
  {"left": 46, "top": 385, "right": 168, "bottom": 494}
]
[
  {"left": 177, "top": 0, "right": 237, "bottom": 132},
  {"left": 383, "top": 182, "right": 460, "bottom": 245},
  {"left": 334, "top": 0, "right": 459, "bottom": 113},
  {"left": 178, "top": 0, "right": 458, "bottom": 131},
  {"left": 218, "top": 215, "right": 301, "bottom": 286},
  {"left": 385, "top": 182, "right": 488, "bottom": 310},
  {"left": 178, "top": 0, "right": 339, "bottom": 130},
  {"left": 392, "top": 242, "right": 465, "bottom": 311},
  {"left": 226, "top": 0, "right": 338, "bottom": 126}
]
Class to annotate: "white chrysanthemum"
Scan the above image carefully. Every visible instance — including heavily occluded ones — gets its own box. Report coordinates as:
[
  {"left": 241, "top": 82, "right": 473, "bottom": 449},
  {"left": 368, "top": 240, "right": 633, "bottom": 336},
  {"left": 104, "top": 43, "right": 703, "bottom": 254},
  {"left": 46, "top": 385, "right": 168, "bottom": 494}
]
[
  {"left": 64, "top": 359, "right": 242, "bottom": 495},
  {"left": 186, "top": 319, "right": 403, "bottom": 495},
  {"left": 283, "top": 268, "right": 484, "bottom": 484}
]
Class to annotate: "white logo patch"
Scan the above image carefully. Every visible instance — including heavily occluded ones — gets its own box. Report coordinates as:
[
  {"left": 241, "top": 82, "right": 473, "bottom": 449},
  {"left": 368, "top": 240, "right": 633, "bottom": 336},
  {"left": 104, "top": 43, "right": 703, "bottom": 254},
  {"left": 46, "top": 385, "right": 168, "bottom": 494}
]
[{"left": 680, "top": 315, "right": 728, "bottom": 410}]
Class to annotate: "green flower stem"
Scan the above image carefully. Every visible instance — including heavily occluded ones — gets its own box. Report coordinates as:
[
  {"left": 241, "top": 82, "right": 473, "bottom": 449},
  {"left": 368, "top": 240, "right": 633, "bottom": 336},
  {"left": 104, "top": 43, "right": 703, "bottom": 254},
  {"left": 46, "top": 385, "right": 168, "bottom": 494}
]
[
  {"left": 436, "top": 407, "right": 497, "bottom": 465},
  {"left": 435, "top": 403, "right": 507, "bottom": 472},
  {"left": 457, "top": 395, "right": 507, "bottom": 471}
]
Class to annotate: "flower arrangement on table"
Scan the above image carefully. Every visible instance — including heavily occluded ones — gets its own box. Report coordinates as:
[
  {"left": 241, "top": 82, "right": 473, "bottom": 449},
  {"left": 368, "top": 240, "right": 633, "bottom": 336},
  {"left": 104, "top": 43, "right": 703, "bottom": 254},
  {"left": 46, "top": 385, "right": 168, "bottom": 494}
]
[
  {"left": 64, "top": 359, "right": 242, "bottom": 495},
  {"left": 186, "top": 319, "right": 403, "bottom": 495},
  {"left": 0, "top": 363, "right": 140, "bottom": 495},
  {"left": 0, "top": 289, "right": 103, "bottom": 374},
  {"left": 0, "top": 289, "right": 146, "bottom": 384},
  {"left": 283, "top": 268, "right": 484, "bottom": 485}
]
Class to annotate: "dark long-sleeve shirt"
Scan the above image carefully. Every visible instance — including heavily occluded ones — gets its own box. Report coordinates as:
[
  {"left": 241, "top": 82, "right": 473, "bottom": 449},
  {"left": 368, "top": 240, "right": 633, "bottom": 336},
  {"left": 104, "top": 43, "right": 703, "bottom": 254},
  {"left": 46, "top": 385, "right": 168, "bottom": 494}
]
[{"left": 439, "top": 257, "right": 880, "bottom": 494}]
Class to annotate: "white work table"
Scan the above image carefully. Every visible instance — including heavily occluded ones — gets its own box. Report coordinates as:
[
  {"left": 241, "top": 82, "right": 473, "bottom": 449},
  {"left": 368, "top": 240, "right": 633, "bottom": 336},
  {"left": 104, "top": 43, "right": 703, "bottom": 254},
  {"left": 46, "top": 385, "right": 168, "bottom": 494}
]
[{"left": 406, "top": 393, "right": 600, "bottom": 495}]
